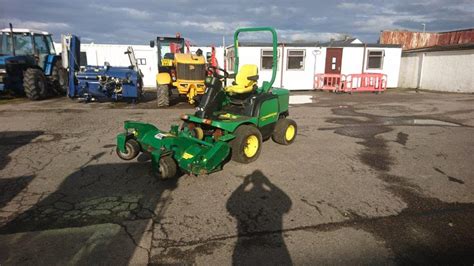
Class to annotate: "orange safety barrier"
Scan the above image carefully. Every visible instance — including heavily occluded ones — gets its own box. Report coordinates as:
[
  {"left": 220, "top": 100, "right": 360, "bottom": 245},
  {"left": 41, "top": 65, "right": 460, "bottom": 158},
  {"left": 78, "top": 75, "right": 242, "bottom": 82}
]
[
  {"left": 314, "top": 74, "right": 343, "bottom": 92},
  {"left": 314, "top": 73, "right": 387, "bottom": 93},
  {"left": 343, "top": 73, "right": 387, "bottom": 93}
]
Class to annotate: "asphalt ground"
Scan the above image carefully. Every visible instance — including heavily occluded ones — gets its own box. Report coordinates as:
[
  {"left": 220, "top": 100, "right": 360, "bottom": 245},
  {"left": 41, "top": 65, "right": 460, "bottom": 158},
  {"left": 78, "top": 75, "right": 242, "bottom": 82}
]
[{"left": 0, "top": 89, "right": 473, "bottom": 265}]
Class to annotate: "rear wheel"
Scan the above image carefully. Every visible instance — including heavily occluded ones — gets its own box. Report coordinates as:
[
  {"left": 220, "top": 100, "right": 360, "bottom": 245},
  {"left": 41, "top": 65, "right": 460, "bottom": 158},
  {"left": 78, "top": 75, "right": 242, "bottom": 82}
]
[
  {"left": 23, "top": 68, "right": 48, "bottom": 100},
  {"left": 116, "top": 139, "right": 140, "bottom": 160},
  {"left": 230, "top": 125, "right": 262, "bottom": 163},
  {"left": 156, "top": 84, "right": 170, "bottom": 107},
  {"left": 272, "top": 118, "right": 297, "bottom": 145},
  {"left": 157, "top": 156, "right": 177, "bottom": 179},
  {"left": 51, "top": 60, "right": 68, "bottom": 95}
]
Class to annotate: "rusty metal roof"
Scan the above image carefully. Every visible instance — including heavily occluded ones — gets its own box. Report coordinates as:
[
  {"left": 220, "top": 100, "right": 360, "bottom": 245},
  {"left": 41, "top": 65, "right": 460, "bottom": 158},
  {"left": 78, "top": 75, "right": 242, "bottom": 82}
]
[
  {"left": 379, "top": 28, "right": 474, "bottom": 50},
  {"left": 403, "top": 43, "right": 474, "bottom": 53}
]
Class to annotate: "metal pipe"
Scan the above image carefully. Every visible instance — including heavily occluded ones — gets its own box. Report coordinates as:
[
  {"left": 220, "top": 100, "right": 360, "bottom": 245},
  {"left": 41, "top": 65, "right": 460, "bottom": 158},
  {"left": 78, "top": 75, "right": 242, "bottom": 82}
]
[
  {"left": 9, "top": 23, "right": 15, "bottom": 56},
  {"left": 280, "top": 43, "right": 284, "bottom": 87},
  {"left": 417, "top": 52, "right": 425, "bottom": 90},
  {"left": 361, "top": 43, "right": 367, "bottom": 73}
]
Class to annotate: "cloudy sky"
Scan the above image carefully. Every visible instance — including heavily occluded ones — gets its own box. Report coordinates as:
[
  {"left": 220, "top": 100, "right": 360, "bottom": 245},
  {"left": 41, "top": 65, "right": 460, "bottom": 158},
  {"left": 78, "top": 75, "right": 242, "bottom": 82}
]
[{"left": 1, "top": 0, "right": 473, "bottom": 45}]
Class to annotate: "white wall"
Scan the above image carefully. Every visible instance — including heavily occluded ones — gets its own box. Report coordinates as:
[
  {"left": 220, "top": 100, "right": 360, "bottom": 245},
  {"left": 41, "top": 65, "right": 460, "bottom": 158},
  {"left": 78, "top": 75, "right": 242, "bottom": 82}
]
[
  {"left": 398, "top": 53, "right": 420, "bottom": 88},
  {"left": 341, "top": 47, "right": 364, "bottom": 75},
  {"left": 421, "top": 50, "right": 474, "bottom": 92},
  {"left": 340, "top": 47, "right": 401, "bottom": 87},
  {"left": 364, "top": 47, "right": 401, "bottom": 88},
  {"left": 398, "top": 49, "right": 474, "bottom": 92},
  {"left": 280, "top": 47, "right": 326, "bottom": 90}
]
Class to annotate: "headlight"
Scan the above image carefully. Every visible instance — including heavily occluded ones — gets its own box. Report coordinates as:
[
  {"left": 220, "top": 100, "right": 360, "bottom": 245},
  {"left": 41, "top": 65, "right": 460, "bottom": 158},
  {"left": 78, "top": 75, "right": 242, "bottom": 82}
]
[{"left": 126, "top": 128, "right": 138, "bottom": 136}]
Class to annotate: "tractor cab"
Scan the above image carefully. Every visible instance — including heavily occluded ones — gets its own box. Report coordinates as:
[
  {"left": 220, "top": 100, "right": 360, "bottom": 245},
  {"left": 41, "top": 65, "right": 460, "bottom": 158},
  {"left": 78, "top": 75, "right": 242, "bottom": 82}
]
[
  {"left": 0, "top": 26, "right": 66, "bottom": 99},
  {"left": 0, "top": 28, "right": 56, "bottom": 69}
]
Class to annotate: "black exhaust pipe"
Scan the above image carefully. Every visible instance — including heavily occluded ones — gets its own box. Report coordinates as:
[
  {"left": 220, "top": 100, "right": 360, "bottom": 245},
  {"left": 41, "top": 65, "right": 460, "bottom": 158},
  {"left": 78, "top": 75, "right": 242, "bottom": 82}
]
[{"left": 9, "top": 23, "right": 15, "bottom": 56}]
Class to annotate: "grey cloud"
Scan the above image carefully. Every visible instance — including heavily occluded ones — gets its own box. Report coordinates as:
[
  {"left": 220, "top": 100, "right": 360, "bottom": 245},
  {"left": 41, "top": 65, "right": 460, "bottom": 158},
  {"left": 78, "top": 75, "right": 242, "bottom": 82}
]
[{"left": 0, "top": 0, "right": 472, "bottom": 45}]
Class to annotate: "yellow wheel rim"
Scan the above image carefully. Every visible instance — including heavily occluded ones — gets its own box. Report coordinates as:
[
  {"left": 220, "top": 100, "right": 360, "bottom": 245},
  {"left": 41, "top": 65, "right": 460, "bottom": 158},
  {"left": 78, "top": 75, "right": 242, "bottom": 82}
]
[
  {"left": 285, "top": 125, "right": 296, "bottom": 141},
  {"left": 244, "top": 135, "right": 259, "bottom": 158}
]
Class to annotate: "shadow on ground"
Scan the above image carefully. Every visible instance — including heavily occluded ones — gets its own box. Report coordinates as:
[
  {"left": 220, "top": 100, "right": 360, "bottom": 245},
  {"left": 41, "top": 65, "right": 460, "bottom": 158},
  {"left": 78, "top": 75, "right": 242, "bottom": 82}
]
[
  {"left": 0, "top": 161, "right": 179, "bottom": 264},
  {"left": 0, "top": 131, "right": 44, "bottom": 171},
  {"left": 227, "top": 170, "right": 292, "bottom": 265}
]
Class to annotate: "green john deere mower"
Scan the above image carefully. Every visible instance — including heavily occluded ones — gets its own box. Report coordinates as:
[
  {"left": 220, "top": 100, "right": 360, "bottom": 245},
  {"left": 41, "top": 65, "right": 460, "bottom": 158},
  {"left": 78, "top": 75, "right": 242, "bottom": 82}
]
[{"left": 116, "top": 27, "right": 297, "bottom": 178}]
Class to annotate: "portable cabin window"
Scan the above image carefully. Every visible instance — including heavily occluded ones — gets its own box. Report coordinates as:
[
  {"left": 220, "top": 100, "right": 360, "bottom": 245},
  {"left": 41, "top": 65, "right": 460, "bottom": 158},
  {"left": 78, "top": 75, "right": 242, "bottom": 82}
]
[
  {"left": 137, "top": 58, "right": 147, "bottom": 65},
  {"left": 287, "top": 49, "right": 305, "bottom": 70},
  {"left": 261, "top": 49, "right": 278, "bottom": 70},
  {"left": 366, "top": 50, "right": 384, "bottom": 69}
]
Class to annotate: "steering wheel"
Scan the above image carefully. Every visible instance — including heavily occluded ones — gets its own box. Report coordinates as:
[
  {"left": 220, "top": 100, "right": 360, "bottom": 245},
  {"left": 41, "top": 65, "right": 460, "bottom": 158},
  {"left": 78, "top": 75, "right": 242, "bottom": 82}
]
[{"left": 207, "top": 66, "right": 229, "bottom": 79}]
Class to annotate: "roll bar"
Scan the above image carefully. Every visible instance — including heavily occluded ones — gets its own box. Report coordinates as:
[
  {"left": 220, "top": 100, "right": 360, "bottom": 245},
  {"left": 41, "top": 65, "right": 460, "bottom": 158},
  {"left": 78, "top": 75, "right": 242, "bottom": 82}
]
[{"left": 233, "top": 27, "right": 278, "bottom": 92}]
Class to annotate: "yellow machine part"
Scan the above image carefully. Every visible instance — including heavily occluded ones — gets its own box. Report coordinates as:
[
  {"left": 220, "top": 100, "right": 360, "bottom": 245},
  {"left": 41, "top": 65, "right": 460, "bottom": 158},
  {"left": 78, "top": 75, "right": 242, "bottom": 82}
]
[
  {"left": 156, "top": 73, "right": 171, "bottom": 85},
  {"left": 173, "top": 81, "right": 206, "bottom": 104},
  {"left": 174, "top": 53, "right": 206, "bottom": 64}
]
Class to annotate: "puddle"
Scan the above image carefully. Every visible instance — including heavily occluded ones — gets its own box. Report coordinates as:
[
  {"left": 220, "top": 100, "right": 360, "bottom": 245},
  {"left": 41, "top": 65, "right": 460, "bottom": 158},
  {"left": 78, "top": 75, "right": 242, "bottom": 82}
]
[
  {"left": 289, "top": 95, "right": 315, "bottom": 105},
  {"left": 383, "top": 119, "right": 460, "bottom": 127}
]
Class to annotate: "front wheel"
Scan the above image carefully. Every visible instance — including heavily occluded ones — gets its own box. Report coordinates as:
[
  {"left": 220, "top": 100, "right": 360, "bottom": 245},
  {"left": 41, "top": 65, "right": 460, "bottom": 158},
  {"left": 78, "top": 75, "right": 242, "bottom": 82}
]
[
  {"left": 272, "top": 118, "right": 297, "bottom": 145},
  {"left": 157, "top": 156, "right": 177, "bottom": 179},
  {"left": 23, "top": 68, "right": 48, "bottom": 100},
  {"left": 116, "top": 139, "right": 140, "bottom": 160},
  {"left": 156, "top": 84, "right": 170, "bottom": 107},
  {"left": 230, "top": 125, "right": 262, "bottom": 164}
]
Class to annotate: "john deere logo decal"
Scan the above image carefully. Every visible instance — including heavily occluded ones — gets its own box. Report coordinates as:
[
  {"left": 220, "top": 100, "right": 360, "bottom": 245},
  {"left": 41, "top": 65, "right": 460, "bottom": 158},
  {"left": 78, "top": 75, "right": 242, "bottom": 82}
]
[{"left": 260, "top": 112, "right": 277, "bottom": 121}]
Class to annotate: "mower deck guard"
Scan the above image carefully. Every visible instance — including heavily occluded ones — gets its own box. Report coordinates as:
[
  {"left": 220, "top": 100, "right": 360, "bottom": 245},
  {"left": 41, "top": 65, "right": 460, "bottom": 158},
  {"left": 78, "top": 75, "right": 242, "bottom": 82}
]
[{"left": 117, "top": 121, "right": 230, "bottom": 175}]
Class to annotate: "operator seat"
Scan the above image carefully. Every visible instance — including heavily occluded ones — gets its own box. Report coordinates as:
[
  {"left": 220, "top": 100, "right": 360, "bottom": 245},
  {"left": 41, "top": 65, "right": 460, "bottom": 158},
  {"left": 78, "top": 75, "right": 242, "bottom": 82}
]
[{"left": 225, "top": 64, "right": 259, "bottom": 95}]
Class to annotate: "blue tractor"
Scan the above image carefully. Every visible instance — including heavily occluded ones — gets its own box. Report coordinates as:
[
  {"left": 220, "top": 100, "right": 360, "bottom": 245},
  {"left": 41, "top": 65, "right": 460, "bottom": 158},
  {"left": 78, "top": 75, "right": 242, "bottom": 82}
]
[
  {"left": 0, "top": 24, "right": 68, "bottom": 100},
  {"left": 63, "top": 35, "right": 143, "bottom": 102}
]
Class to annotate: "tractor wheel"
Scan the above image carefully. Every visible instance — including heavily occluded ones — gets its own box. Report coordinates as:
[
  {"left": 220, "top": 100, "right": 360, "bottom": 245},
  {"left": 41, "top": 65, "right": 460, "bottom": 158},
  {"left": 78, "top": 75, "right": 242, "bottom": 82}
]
[
  {"left": 51, "top": 60, "right": 68, "bottom": 95},
  {"left": 156, "top": 84, "right": 170, "bottom": 107},
  {"left": 157, "top": 156, "right": 177, "bottom": 179},
  {"left": 230, "top": 125, "right": 262, "bottom": 164},
  {"left": 23, "top": 68, "right": 48, "bottom": 100},
  {"left": 116, "top": 139, "right": 140, "bottom": 160},
  {"left": 272, "top": 118, "right": 297, "bottom": 145}
]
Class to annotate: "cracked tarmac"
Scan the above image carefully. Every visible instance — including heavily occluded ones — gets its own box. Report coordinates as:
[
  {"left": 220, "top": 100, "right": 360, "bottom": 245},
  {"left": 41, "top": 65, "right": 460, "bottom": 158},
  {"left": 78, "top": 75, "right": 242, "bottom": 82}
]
[{"left": 0, "top": 90, "right": 473, "bottom": 265}]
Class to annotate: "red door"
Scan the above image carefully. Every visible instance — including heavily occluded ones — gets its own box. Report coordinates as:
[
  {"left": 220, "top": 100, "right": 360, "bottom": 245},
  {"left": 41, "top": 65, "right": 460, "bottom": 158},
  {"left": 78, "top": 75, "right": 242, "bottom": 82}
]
[{"left": 325, "top": 48, "right": 343, "bottom": 74}]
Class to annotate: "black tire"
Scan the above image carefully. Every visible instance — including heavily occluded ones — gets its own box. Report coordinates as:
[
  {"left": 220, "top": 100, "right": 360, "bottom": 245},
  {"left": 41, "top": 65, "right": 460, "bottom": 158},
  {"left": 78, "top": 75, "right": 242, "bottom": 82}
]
[
  {"left": 272, "top": 118, "right": 297, "bottom": 145},
  {"left": 116, "top": 139, "right": 140, "bottom": 160},
  {"left": 51, "top": 59, "right": 68, "bottom": 95},
  {"left": 23, "top": 68, "right": 48, "bottom": 100},
  {"left": 157, "top": 84, "right": 170, "bottom": 107},
  {"left": 230, "top": 125, "right": 262, "bottom": 164},
  {"left": 157, "top": 156, "right": 177, "bottom": 179}
]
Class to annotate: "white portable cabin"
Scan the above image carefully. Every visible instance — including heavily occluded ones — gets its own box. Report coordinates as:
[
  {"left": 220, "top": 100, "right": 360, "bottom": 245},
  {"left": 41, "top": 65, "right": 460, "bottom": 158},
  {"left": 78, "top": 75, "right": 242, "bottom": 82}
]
[{"left": 225, "top": 38, "right": 402, "bottom": 90}]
